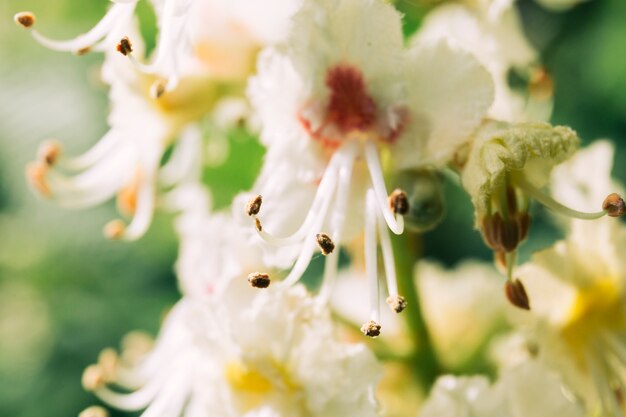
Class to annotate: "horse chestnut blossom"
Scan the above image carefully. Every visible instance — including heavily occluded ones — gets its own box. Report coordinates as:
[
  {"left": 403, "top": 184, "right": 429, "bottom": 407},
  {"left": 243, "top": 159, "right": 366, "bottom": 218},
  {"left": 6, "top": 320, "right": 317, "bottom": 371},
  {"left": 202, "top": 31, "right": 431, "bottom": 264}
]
[
  {"left": 244, "top": 0, "right": 494, "bottom": 335},
  {"left": 16, "top": 0, "right": 298, "bottom": 240},
  {"left": 81, "top": 281, "right": 382, "bottom": 417}
]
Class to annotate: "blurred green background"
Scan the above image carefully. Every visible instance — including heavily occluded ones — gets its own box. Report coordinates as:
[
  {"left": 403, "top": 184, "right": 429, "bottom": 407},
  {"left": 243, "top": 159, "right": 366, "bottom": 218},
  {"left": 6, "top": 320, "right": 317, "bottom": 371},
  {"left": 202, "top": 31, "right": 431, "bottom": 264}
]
[{"left": 1, "top": 0, "right": 625, "bottom": 416}]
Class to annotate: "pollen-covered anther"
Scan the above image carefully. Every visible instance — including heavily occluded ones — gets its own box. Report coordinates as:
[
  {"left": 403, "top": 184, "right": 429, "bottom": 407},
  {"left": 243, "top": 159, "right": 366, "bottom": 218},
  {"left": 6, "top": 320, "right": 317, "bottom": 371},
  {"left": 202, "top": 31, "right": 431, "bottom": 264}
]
[
  {"left": 505, "top": 279, "right": 530, "bottom": 310},
  {"left": 389, "top": 189, "right": 409, "bottom": 215},
  {"left": 82, "top": 364, "right": 105, "bottom": 391},
  {"left": 14, "top": 12, "right": 36, "bottom": 28},
  {"left": 116, "top": 36, "right": 133, "bottom": 56},
  {"left": 248, "top": 272, "right": 271, "bottom": 289},
  {"left": 79, "top": 406, "right": 109, "bottom": 417},
  {"left": 37, "top": 140, "right": 61, "bottom": 166},
  {"left": 316, "top": 233, "right": 335, "bottom": 256},
  {"left": 386, "top": 295, "right": 407, "bottom": 313},
  {"left": 255, "top": 218, "right": 263, "bottom": 232},
  {"left": 603, "top": 193, "right": 626, "bottom": 218},
  {"left": 246, "top": 195, "right": 263, "bottom": 216},
  {"left": 103, "top": 219, "right": 126, "bottom": 240},
  {"left": 150, "top": 80, "right": 166, "bottom": 100},
  {"left": 25, "top": 162, "right": 51, "bottom": 197},
  {"left": 361, "top": 320, "right": 381, "bottom": 338},
  {"left": 98, "top": 348, "right": 119, "bottom": 381}
]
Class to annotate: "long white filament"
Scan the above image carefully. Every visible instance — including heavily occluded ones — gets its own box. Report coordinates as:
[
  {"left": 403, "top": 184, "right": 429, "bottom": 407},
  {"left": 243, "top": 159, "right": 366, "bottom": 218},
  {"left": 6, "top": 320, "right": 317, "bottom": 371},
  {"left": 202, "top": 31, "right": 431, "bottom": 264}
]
[
  {"left": 31, "top": 2, "right": 137, "bottom": 52},
  {"left": 365, "top": 189, "right": 380, "bottom": 323},
  {"left": 376, "top": 206, "right": 398, "bottom": 298},
  {"left": 364, "top": 141, "right": 404, "bottom": 235}
]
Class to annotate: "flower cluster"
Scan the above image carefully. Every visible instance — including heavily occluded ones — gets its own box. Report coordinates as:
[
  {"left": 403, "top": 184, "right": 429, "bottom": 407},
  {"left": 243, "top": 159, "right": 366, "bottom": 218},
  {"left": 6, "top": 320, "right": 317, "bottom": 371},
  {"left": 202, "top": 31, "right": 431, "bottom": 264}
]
[{"left": 15, "top": 0, "right": 626, "bottom": 416}]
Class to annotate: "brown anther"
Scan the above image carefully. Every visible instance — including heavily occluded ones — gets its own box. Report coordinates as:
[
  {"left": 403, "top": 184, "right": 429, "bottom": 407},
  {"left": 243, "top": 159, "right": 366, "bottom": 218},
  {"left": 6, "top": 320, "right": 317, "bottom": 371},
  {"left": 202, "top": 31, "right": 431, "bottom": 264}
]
[
  {"left": 103, "top": 220, "right": 126, "bottom": 240},
  {"left": 246, "top": 195, "right": 262, "bottom": 216},
  {"left": 603, "top": 193, "right": 626, "bottom": 218},
  {"left": 150, "top": 80, "right": 166, "bottom": 99},
  {"left": 79, "top": 406, "right": 109, "bottom": 417},
  {"left": 82, "top": 364, "right": 105, "bottom": 391},
  {"left": 481, "top": 213, "right": 531, "bottom": 253},
  {"left": 247, "top": 272, "right": 271, "bottom": 289},
  {"left": 316, "top": 233, "right": 335, "bottom": 255},
  {"left": 37, "top": 140, "right": 61, "bottom": 166},
  {"left": 75, "top": 46, "right": 92, "bottom": 56},
  {"left": 389, "top": 189, "right": 409, "bottom": 215},
  {"left": 25, "top": 162, "right": 51, "bottom": 197},
  {"left": 505, "top": 279, "right": 530, "bottom": 310},
  {"left": 14, "top": 12, "right": 35, "bottom": 28},
  {"left": 360, "top": 320, "right": 381, "bottom": 338},
  {"left": 116, "top": 37, "right": 133, "bottom": 56},
  {"left": 255, "top": 218, "right": 263, "bottom": 232},
  {"left": 386, "top": 295, "right": 407, "bottom": 313}
]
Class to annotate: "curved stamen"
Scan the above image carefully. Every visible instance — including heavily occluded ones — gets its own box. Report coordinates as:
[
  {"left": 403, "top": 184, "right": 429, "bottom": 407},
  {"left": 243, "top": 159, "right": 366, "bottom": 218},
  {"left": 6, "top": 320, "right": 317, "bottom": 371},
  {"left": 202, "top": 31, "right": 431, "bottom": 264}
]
[
  {"left": 318, "top": 150, "right": 356, "bottom": 303},
  {"left": 254, "top": 141, "right": 357, "bottom": 246},
  {"left": 27, "top": 2, "right": 137, "bottom": 53},
  {"left": 159, "top": 126, "right": 202, "bottom": 186},
  {"left": 116, "top": 174, "right": 156, "bottom": 240},
  {"left": 365, "top": 189, "right": 380, "bottom": 325},
  {"left": 514, "top": 176, "right": 608, "bottom": 220},
  {"left": 376, "top": 206, "right": 398, "bottom": 299},
  {"left": 364, "top": 141, "right": 404, "bottom": 235},
  {"left": 52, "top": 131, "right": 123, "bottom": 172}
]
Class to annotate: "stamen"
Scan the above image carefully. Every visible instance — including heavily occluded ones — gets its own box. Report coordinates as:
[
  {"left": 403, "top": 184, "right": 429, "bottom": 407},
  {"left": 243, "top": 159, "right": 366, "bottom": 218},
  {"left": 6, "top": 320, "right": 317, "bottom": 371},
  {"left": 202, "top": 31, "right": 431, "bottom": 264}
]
[
  {"left": 150, "top": 80, "right": 167, "bottom": 100},
  {"left": 316, "top": 233, "right": 335, "bottom": 255},
  {"left": 116, "top": 171, "right": 140, "bottom": 216},
  {"left": 79, "top": 406, "right": 109, "bottom": 417},
  {"left": 388, "top": 189, "right": 409, "bottom": 215},
  {"left": 25, "top": 162, "right": 51, "bottom": 197},
  {"left": 104, "top": 219, "right": 126, "bottom": 240},
  {"left": 255, "top": 218, "right": 263, "bottom": 232},
  {"left": 14, "top": 12, "right": 36, "bottom": 29},
  {"left": 116, "top": 36, "right": 133, "bottom": 56},
  {"left": 603, "top": 193, "right": 626, "bottom": 218},
  {"left": 246, "top": 195, "right": 263, "bottom": 216},
  {"left": 365, "top": 189, "right": 381, "bottom": 327},
  {"left": 25, "top": 2, "right": 138, "bottom": 54},
  {"left": 248, "top": 272, "right": 271, "bottom": 288},
  {"left": 504, "top": 278, "right": 530, "bottom": 310},
  {"left": 515, "top": 176, "right": 608, "bottom": 220},
  {"left": 361, "top": 320, "right": 381, "bottom": 338},
  {"left": 82, "top": 364, "right": 106, "bottom": 391},
  {"left": 37, "top": 146, "right": 57, "bottom": 170},
  {"left": 365, "top": 141, "right": 404, "bottom": 235},
  {"left": 386, "top": 295, "right": 407, "bottom": 314},
  {"left": 98, "top": 348, "right": 119, "bottom": 381}
]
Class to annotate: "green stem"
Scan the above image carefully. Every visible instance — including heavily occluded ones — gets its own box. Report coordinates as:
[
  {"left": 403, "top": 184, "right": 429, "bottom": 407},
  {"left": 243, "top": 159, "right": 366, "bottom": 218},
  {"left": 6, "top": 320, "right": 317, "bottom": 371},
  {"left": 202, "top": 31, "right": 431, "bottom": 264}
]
[{"left": 392, "top": 231, "right": 443, "bottom": 389}]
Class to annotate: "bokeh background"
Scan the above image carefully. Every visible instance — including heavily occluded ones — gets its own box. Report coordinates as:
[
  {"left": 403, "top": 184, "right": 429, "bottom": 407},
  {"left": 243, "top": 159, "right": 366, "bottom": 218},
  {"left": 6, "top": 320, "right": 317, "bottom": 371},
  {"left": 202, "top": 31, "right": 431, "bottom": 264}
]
[{"left": 1, "top": 0, "right": 625, "bottom": 416}]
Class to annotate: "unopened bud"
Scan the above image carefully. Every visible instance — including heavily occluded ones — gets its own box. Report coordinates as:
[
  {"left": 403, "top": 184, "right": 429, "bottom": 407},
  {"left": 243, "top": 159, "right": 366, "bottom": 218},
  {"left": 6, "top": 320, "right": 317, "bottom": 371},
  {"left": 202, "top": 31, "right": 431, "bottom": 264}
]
[
  {"left": 247, "top": 272, "right": 270, "bottom": 289},
  {"left": 14, "top": 12, "right": 35, "bottom": 28},
  {"left": 246, "top": 195, "right": 262, "bottom": 216},
  {"left": 82, "top": 364, "right": 105, "bottom": 391},
  {"left": 116, "top": 37, "right": 133, "bottom": 56},
  {"left": 389, "top": 189, "right": 409, "bottom": 215},
  {"left": 505, "top": 279, "right": 530, "bottom": 310},
  {"left": 386, "top": 295, "right": 407, "bottom": 313},
  {"left": 360, "top": 320, "right": 381, "bottom": 338},
  {"left": 104, "top": 219, "right": 126, "bottom": 240},
  {"left": 603, "top": 193, "right": 626, "bottom": 218},
  {"left": 79, "top": 406, "right": 109, "bottom": 417},
  {"left": 316, "top": 233, "right": 335, "bottom": 255}
]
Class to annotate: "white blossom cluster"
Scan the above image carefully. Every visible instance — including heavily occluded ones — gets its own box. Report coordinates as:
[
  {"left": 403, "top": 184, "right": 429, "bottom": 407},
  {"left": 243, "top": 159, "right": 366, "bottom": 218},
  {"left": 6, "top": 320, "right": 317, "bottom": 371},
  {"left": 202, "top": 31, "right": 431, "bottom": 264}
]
[{"left": 14, "top": 0, "right": 626, "bottom": 416}]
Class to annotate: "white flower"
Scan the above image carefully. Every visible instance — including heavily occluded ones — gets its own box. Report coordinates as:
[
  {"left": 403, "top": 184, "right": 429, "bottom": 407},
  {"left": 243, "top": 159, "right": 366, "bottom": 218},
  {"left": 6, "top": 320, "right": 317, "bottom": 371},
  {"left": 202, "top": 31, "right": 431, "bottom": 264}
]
[
  {"left": 84, "top": 282, "right": 382, "bottom": 417},
  {"left": 517, "top": 144, "right": 626, "bottom": 415},
  {"left": 419, "top": 361, "right": 584, "bottom": 417},
  {"left": 417, "top": 261, "right": 508, "bottom": 369},
  {"left": 19, "top": 0, "right": 297, "bottom": 240},
  {"left": 245, "top": 0, "right": 494, "bottom": 334},
  {"left": 416, "top": 0, "right": 553, "bottom": 123}
]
